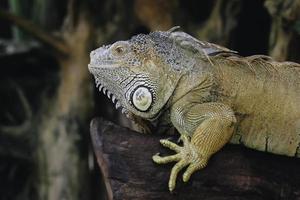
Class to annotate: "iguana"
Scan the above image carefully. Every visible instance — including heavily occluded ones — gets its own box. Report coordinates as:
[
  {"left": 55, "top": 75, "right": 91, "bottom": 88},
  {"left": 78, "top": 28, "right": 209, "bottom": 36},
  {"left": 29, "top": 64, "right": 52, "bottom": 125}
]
[{"left": 88, "top": 27, "right": 300, "bottom": 192}]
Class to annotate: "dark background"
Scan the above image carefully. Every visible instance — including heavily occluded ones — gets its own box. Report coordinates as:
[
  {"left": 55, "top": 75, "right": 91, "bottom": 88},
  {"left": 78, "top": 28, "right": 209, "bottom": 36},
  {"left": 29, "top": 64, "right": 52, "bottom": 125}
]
[{"left": 0, "top": 0, "right": 299, "bottom": 199}]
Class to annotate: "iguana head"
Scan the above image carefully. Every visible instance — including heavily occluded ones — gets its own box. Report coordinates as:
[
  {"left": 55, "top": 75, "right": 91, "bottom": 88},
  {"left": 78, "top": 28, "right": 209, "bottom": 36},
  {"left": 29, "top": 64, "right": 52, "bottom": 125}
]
[
  {"left": 89, "top": 29, "right": 190, "bottom": 120},
  {"left": 88, "top": 27, "right": 234, "bottom": 120}
]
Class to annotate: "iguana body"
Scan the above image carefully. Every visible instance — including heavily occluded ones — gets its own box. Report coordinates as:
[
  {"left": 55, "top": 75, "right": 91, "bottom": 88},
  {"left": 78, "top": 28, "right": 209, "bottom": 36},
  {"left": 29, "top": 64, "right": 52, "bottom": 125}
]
[{"left": 88, "top": 27, "right": 300, "bottom": 191}]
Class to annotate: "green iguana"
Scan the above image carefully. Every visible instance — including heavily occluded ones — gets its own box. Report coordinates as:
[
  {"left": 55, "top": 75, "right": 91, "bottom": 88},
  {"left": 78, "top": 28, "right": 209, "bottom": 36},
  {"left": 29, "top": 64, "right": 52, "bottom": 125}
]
[{"left": 88, "top": 27, "right": 300, "bottom": 192}]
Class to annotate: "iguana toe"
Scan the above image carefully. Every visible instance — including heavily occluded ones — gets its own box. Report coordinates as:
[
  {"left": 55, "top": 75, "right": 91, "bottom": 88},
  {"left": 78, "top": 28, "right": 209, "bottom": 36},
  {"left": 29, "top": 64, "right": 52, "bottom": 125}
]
[
  {"left": 159, "top": 139, "right": 181, "bottom": 152},
  {"left": 152, "top": 136, "right": 207, "bottom": 191},
  {"left": 182, "top": 161, "right": 207, "bottom": 182},
  {"left": 152, "top": 153, "right": 180, "bottom": 164}
]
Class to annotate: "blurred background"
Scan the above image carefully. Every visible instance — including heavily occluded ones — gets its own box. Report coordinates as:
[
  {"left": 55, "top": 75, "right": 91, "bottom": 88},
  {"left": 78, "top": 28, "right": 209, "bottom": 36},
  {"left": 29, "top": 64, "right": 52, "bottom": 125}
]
[{"left": 0, "top": 0, "right": 299, "bottom": 199}]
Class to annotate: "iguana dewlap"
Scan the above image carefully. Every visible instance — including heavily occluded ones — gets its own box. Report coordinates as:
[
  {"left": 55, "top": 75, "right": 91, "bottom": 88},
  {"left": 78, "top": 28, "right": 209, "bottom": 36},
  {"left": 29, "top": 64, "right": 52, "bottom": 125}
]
[{"left": 88, "top": 27, "right": 300, "bottom": 191}]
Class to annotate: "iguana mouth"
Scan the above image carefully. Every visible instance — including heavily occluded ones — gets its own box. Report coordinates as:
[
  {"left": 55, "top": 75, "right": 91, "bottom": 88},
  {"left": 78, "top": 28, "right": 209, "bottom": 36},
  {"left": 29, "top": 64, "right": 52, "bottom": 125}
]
[{"left": 95, "top": 78, "right": 132, "bottom": 118}]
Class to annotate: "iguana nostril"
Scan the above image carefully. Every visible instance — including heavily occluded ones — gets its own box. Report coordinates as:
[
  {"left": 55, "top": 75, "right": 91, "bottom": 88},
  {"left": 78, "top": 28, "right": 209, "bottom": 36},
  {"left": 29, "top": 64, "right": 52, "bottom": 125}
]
[{"left": 90, "top": 50, "right": 97, "bottom": 57}]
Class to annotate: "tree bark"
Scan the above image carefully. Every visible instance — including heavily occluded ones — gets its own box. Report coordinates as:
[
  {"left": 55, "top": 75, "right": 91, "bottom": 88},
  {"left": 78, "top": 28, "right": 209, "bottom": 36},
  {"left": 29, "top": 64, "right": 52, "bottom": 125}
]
[
  {"left": 36, "top": 10, "right": 94, "bottom": 200},
  {"left": 134, "top": 0, "right": 175, "bottom": 31},
  {"left": 196, "top": 0, "right": 241, "bottom": 46},
  {"left": 90, "top": 117, "right": 300, "bottom": 200},
  {"left": 265, "top": 0, "right": 300, "bottom": 62},
  {"left": 0, "top": 3, "right": 94, "bottom": 200}
]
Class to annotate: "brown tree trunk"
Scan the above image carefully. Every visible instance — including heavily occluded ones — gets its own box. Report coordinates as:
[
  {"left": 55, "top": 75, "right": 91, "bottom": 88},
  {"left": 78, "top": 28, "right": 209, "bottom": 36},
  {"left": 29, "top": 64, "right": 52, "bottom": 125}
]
[
  {"left": 91, "top": 118, "right": 300, "bottom": 200},
  {"left": 265, "top": 0, "right": 300, "bottom": 62},
  {"left": 36, "top": 11, "right": 94, "bottom": 200},
  {"left": 0, "top": 3, "right": 94, "bottom": 200},
  {"left": 196, "top": 0, "right": 241, "bottom": 45},
  {"left": 134, "top": 0, "right": 175, "bottom": 31}
]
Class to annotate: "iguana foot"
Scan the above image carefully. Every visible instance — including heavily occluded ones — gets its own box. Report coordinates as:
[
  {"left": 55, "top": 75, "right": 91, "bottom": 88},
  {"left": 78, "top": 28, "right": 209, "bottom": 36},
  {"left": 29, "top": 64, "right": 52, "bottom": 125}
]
[{"left": 152, "top": 135, "right": 207, "bottom": 191}]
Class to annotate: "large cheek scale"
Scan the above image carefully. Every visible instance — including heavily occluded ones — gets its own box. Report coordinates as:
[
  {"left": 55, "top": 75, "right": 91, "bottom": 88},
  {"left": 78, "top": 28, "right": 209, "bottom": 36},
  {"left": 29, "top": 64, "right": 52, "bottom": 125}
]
[{"left": 132, "top": 87, "right": 152, "bottom": 112}]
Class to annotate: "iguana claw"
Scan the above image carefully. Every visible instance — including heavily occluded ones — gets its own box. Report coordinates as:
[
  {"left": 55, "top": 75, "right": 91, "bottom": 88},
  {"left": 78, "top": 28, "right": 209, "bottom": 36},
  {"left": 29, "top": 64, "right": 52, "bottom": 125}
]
[{"left": 152, "top": 135, "right": 207, "bottom": 192}]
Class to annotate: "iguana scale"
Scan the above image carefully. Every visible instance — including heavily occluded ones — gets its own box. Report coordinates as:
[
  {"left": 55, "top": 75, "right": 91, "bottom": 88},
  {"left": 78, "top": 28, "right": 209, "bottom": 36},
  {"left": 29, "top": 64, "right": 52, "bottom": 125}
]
[{"left": 88, "top": 27, "right": 300, "bottom": 191}]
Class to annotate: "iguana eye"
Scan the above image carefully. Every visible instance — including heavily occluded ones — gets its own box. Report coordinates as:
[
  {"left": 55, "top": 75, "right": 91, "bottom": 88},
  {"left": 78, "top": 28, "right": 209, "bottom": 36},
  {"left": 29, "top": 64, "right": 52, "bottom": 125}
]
[
  {"left": 131, "top": 86, "right": 152, "bottom": 112},
  {"left": 115, "top": 46, "right": 124, "bottom": 54},
  {"left": 111, "top": 42, "right": 128, "bottom": 56}
]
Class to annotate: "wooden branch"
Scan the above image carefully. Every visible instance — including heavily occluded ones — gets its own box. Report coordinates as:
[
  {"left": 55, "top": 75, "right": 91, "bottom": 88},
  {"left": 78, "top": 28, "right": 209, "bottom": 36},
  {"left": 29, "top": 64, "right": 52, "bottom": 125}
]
[
  {"left": 197, "top": 0, "right": 241, "bottom": 45},
  {"left": 265, "top": 0, "right": 300, "bottom": 62},
  {"left": 90, "top": 118, "right": 300, "bottom": 200},
  {"left": 0, "top": 9, "right": 69, "bottom": 55},
  {"left": 134, "top": 0, "right": 174, "bottom": 31},
  {"left": 0, "top": 85, "right": 32, "bottom": 136}
]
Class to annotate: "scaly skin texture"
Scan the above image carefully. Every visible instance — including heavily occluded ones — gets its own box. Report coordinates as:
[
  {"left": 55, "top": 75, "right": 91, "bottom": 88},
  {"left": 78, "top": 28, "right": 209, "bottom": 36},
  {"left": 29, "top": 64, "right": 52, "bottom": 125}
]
[{"left": 88, "top": 27, "right": 300, "bottom": 192}]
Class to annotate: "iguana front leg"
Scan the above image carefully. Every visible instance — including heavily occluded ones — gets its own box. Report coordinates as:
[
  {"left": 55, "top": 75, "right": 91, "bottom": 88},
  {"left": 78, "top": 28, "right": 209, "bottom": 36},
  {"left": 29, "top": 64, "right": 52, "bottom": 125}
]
[{"left": 153, "top": 102, "right": 236, "bottom": 191}]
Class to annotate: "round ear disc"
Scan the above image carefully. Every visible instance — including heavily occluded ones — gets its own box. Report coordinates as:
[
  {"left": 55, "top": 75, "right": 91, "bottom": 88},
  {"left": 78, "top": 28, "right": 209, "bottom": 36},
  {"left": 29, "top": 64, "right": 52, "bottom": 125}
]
[{"left": 132, "top": 86, "right": 153, "bottom": 112}]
